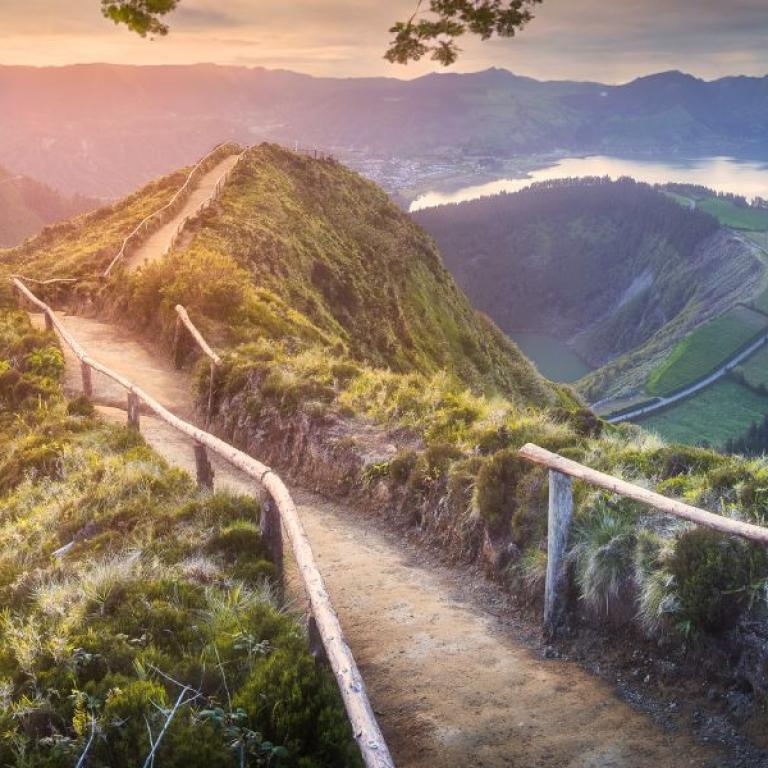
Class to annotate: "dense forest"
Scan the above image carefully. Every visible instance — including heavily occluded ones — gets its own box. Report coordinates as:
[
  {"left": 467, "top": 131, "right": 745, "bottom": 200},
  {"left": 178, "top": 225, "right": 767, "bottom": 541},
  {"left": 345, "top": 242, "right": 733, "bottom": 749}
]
[{"left": 414, "top": 177, "right": 761, "bottom": 399}]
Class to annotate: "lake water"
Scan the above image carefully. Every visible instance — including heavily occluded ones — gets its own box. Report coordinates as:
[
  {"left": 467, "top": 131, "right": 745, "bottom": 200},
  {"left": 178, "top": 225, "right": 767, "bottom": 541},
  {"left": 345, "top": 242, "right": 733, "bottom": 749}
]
[
  {"left": 410, "top": 155, "right": 768, "bottom": 211},
  {"left": 510, "top": 333, "right": 591, "bottom": 383}
]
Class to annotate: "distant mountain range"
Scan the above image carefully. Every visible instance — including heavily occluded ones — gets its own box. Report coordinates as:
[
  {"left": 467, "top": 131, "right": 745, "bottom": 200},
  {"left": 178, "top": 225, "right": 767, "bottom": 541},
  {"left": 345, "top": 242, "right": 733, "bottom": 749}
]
[
  {"left": 0, "top": 166, "right": 94, "bottom": 247},
  {"left": 2, "top": 64, "right": 768, "bottom": 197}
]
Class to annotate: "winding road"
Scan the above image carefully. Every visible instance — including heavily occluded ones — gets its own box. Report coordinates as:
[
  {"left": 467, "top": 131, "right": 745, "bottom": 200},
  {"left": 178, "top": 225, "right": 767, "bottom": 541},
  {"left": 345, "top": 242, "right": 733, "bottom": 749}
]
[{"left": 606, "top": 330, "right": 768, "bottom": 423}]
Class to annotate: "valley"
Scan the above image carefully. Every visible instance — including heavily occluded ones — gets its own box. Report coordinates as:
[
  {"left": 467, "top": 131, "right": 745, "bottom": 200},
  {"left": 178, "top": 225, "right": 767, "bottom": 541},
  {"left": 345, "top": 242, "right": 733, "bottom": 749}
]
[{"left": 415, "top": 175, "right": 768, "bottom": 452}]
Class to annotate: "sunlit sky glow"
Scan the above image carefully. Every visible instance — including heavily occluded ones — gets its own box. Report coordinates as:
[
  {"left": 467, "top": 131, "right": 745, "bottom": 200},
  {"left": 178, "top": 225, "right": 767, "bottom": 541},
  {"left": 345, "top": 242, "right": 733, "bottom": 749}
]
[{"left": 1, "top": 0, "right": 767, "bottom": 82}]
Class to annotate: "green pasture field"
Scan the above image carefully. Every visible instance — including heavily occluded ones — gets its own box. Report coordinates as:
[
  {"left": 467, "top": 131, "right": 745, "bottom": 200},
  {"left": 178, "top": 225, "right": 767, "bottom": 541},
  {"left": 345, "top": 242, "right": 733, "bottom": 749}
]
[{"left": 646, "top": 306, "right": 768, "bottom": 396}]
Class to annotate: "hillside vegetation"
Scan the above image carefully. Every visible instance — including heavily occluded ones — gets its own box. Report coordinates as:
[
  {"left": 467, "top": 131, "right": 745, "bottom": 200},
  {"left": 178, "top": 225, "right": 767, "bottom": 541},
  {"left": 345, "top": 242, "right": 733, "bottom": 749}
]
[
  {"left": 9, "top": 147, "right": 768, "bottom": 738},
  {"left": 2, "top": 145, "right": 554, "bottom": 407},
  {"left": 0, "top": 286, "right": 359, "bottom": 766},
  {"left": 0, "top": 166, "right": 94, "bottom": 247},
  {"left": 414, "top": 178, "right": 764, "bottom": 405}
]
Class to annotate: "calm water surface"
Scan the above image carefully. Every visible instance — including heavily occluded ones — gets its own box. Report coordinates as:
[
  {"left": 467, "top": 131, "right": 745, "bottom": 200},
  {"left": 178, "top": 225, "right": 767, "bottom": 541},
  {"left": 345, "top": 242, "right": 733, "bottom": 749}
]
[
  {"left": 410, "top": 155, "right": 768, "bottom": 211},
  {"left": 510, "top": 333, "right": 591, "bottom": 383}
]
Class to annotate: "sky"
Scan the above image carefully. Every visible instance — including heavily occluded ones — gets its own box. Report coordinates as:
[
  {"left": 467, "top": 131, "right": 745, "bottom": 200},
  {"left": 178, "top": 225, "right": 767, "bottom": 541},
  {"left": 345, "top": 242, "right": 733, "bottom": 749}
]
[{"left": 1, "top": 0, "right": 767, "bottom": 82}]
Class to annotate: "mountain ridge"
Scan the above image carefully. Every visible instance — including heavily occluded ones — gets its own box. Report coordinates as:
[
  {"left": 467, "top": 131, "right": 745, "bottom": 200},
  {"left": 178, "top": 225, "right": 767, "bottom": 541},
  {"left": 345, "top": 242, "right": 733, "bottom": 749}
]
[{"left": 3, "top": 63, "right": 768, "bottom": 198}]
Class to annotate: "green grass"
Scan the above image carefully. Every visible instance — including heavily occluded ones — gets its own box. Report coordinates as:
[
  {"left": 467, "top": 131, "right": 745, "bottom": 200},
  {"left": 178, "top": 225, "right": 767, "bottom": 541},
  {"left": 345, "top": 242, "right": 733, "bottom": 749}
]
[
  {"left": 635, "top": 378, "right": 768, "bottom": 447},
  {"left": 0, "top": 298, "right": 360, "bottom": 768},
  {"left": 646, "top": 306, "right": 768, "bottom": 396},
  {"left": 735, "top": 342, "right": 768, "bottom": 388},
  {"left": 697, "top": 198, "right": 768, "bottom": 231}
]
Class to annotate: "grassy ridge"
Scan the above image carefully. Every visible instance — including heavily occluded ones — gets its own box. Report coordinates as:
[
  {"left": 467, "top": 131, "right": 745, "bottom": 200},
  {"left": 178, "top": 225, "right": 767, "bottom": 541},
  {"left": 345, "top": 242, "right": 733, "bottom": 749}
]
[
  {"left": 645, "top": 306, "right": 768, "bottom": 396},
  {"left": 119, "top": 144, "right": 555, "bottom": 407},
  {"left": 0, "top": 293, "right": 359, "bottom": 767},
  {"left": 10, "top": 146, "right": 768, "bottom": 700},
  {"left": 0, "top": 167, "right": 191, "bottom": 284}
]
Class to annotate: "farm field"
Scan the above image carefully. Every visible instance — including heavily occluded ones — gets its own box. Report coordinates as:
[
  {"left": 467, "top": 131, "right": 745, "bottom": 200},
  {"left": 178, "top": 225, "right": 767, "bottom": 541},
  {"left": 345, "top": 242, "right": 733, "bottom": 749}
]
[
  {"left": 696, "top": 197, "right": 768, "bottom": 230},
  {"left": 635, "top": 377, "right": 768, "bottom": 448},
  {"left": 645, "top": 306, "right": 768, "bottom": 396},
  {"left": 735, "top": 342, "right": 768, "bottom": 388}
]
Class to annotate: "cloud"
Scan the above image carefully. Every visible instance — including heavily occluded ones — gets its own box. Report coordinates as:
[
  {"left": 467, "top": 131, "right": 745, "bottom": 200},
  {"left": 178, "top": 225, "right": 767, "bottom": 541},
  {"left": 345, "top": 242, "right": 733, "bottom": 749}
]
[{"left": 0, "top": 0, "right": 765, "bottom": 81}]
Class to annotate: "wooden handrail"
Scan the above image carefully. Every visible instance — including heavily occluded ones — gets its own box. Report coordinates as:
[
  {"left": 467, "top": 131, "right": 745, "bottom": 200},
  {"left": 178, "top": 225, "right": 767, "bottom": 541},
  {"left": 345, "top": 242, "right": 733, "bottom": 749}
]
[
  {"left": 519, "top": 442, "right": 768, "bottom": 639},
  {"left": 174, "top": 305, "right": 222, "bottom": 365},
  {"left": 12, "top": 277, "right": 394, "bottom": 768},
  {"left": 103, "top": 143, "right": 242, "bottom": 277},
  {"left": 9, "top": 274, "right": 78, "bottom": 285},
  {"left": 519, "top": 443, "right": 768, "bottom": 545}
]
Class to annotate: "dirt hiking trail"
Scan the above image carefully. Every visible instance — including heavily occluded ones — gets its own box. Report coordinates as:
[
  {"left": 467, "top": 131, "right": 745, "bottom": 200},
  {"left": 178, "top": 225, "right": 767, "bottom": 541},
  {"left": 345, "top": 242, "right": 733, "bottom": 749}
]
[
  {"left": 23, "top": 153, "right": 726, "bottom": 766},
  {"left": 28, "top": 308, "right": 725, "bottom": 768},
  {"left": 123, "top": 153, "right": 240, "bottom": 272}
]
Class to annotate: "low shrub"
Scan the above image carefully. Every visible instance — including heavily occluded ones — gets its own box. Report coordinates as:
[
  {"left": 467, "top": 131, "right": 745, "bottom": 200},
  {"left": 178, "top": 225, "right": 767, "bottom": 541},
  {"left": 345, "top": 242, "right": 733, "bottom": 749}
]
[{"left": 670, "top": 528, "right": 768, "bottom": 634}]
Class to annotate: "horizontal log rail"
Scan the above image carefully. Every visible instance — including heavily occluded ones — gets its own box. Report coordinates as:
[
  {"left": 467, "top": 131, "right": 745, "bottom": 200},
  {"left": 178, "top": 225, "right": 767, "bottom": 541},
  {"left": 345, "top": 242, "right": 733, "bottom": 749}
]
[
  {"left": 518, "top": 443, "right": 768, "bottom": 639},
  {"left": 103, "top": 143, "right": 242, "bottom": 277},
  {"left": 12, "top": 277, "right": 394, "bottom": 768},
  {"left": 161, "top": 151, "right": 246, "bottom": 260},
  {"left": 9, "top": 274, "right": 78, "bottom": 285}
]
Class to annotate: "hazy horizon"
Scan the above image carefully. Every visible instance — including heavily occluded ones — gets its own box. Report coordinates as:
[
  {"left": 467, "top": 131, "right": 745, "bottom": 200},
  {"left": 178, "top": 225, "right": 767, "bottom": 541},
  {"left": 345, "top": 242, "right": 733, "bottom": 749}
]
[
  {"left": 2, "top": 0, "right": 767, "bottom": 83},
  {"left": 1, "top": 60, "right": 765, "bottom": 87}
]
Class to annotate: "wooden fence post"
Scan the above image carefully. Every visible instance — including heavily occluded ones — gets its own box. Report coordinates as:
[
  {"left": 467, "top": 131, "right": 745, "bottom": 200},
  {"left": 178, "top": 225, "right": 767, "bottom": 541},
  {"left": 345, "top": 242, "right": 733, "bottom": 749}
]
[
  {"left": 259, "top": 489, "right": 284, "bottom": 596},
  {"left": 81, "top": 363, "right": 93, "bottom": 398},
  {"left": 193, "top": 441, "right": 214, "bottom": 491},
  {"left": 206, "top": 362, "right": 216, "bottom": 428},
  {"left": 127, "top": 393, "right": 140, "bottom": 430},
  {"left": 543, "top": 469, "right": 574, "bottom": 641},
  {"left": 44, "top": 311, "right": 54, "bottom": 332},
  {"left": 172, "top": 315, "right": 184, "bottom": 370},
  {"left": 308, "top": 614, "right": 329, "bottom": 664}
]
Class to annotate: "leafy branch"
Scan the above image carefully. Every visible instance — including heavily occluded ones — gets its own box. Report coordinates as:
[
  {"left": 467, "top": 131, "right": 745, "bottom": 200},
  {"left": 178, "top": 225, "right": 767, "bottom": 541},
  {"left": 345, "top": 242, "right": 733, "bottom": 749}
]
[{"left": 385, "top": 0, "right": 542, "bottom": 65}]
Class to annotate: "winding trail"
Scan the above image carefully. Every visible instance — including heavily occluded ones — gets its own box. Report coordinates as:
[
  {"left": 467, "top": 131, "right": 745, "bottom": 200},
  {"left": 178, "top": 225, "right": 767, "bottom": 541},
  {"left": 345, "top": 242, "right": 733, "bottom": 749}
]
[
  {"left": 123, "top": 153, "right": 240, "bottom": 272},
  {"left": 24, "top": 158, "right": 728, "bottom": 766},
  {"left": 25, "top": 310, "right": 724, "bottom": 767}
]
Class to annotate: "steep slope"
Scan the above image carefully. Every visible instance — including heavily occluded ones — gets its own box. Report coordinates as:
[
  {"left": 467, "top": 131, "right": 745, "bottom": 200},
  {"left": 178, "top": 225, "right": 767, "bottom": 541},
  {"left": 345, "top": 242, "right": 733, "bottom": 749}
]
[
  {"left": 0, "top": 293, "right": 359, "bottom": 767},
  {"left": 414, "top": 178, "right": 762, "bottom": 401},
  {"left": 0, "top": 166, "right": 94, "bottom": 246},
  {"left": 116, "top": 144, "right": 555, "bottom": 404}
]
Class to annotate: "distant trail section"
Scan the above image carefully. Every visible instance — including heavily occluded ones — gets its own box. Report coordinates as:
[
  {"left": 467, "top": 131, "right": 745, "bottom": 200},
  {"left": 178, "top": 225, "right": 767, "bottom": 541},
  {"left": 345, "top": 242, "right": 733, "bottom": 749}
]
[
  {"left": 31, "top": 310, "right": 724, "bottom": 768},
  {"left": 123, "top": 153, "right": 240, "bottom": 272}
]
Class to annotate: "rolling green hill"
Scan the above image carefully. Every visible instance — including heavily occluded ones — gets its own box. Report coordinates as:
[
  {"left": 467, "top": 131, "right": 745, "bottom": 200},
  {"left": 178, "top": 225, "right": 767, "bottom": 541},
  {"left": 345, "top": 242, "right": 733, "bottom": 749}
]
[{"left": 0, "top": 166, "right": 94, "bottom": 247}]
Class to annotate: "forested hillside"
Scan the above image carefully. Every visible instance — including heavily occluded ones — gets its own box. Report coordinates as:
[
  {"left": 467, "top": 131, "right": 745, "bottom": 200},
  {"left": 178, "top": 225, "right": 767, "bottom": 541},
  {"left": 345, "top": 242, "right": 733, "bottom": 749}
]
[
  {"left": 0, "top": 166, "right": 94, "bottom": 247},
  {"left": 415, "top": 178, "right": 762, "bottom": 401}
]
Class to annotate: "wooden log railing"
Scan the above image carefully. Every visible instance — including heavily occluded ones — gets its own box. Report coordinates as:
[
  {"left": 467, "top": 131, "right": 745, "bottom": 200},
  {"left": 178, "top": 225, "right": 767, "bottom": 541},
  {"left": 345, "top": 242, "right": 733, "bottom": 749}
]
[
  {"left": 102, "top": 143, "right": 244, "bottom": 277},
  {"left": 172, "top": 305, "right": 221, "bottom": 426},
  {"left": 12, "top": 277, "right": 394, "bottom": 768},
  {"left": 519, "top": 443, "right": 768, "bottom": 640}
]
